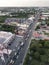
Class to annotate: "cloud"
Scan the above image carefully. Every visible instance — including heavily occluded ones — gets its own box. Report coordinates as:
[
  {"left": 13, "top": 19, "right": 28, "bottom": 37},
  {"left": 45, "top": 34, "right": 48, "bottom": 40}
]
[{"left": 0, "top": 0, "right": 49, "bottom": 7}]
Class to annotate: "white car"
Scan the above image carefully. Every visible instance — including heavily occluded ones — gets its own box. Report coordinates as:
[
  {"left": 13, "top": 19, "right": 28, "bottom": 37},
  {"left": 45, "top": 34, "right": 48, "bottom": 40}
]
[
  {"left": 16, "top": 55, "right": 19, "bottom": 59},
  {"left": 20, "top": 42, "right": 24, "bottom": 46},
  {"left": 10, "top": 59, "right": 14, "bottom": 64}
]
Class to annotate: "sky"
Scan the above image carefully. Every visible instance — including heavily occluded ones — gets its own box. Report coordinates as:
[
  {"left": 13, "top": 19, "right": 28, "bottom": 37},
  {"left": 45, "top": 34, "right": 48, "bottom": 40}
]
[{"left": 0, "top": 0, "right": 49, "bottom": 7}]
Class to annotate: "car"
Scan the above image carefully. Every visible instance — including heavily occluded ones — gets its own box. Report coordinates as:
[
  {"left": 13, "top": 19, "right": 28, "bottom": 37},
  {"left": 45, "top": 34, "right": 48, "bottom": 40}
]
[
  {"left": 10, "top": 59, "right": 14, "bottom": 64},
  {"left": 27, "top": 34, "right": 29, "bottom": 38},
  {"left": 17, "top": 46, "right": 20, "bottom": 50},
  {"left": 25, "top": 38, "right": 28, "bottom": 40},
  {"left": 15, "top": 52, "right": 17, "bottom": 55},
  {"left": 8, "top": 43, "right": 11, "bottom": 46},
  {"left": 8, "top": 63, "right": 12, "bottom": 65},
  {"left": 16, "top": 55, "right": 19, "bottom": 59},
  {"left": 19, "top": 63, "right": 22, "bottom": 65},
  {"left": 17, "top": 47, "right": 21, "bottom": 54},
  {"left": 20, "top": 42, "right": 24, "bottom": 47},
  {"left": 13, "top": 55, "right": 16, "bottom": 60},
  {"left": 30, "top": 30, "right": 32, "bottom": 32}
]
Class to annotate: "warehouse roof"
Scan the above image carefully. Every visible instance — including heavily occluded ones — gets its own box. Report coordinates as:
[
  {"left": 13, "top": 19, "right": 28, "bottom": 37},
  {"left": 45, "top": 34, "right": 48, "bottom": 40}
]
[
  {"left": 0, "top": 37, "right": 6, "bottom": 44},
  {"left": 0, "top": 31, "right": 15, "bottom": 44}
]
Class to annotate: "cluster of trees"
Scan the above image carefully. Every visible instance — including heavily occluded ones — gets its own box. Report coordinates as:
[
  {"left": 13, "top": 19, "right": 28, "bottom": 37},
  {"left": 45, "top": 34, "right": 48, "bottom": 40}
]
[
  {"left": 24, "top": 40, "right": 49, "bottom": 65},
  {"left": 35, "top": 25, "right": 40, "bottom": 30},
  {"left": 0, "top": 24, "right": 16, "bottom": 33},
  {"left": 0, "top": 16, "right": 14, "bottom": 23},
  {"left": 0, "top": 16, "right": 8, "bottom": 23},
  {"left": 0, "top": 8, "right": 37, "bottom": 23},
  {"left": 38, "top": 18, "right": 49, "bottom": 26}
]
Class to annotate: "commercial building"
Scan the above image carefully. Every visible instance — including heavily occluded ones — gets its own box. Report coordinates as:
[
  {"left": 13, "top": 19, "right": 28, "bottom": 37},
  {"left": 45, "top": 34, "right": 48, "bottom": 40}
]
[
  {"left": 0, "top": 31, "right": 23, "bottom": 65},
  {"left": 0, "top": 31, "right": 15, "bottom": 56},
  {"left": 41, "top": 12, "right": 49, "bottom": 20},
  {"left": 5, "top": 18, "right": 33, "bottom": 36},
  {"left": 0, "top": 31, "right": 15, "bottom": 45}
]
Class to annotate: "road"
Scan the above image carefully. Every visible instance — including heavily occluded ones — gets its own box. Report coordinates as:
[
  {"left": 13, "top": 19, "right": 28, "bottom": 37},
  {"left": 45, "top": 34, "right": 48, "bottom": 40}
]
[
  {"left": 11, "top": 10, "right": 42, "bottom": 65},
  {"left": 6, "top": 36, "right": 23, "bottom": 65}
]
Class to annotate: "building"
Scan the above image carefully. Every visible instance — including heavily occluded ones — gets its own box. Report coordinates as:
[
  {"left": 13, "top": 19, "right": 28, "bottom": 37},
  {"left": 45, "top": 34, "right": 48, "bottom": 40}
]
[
  {"left": 0, "top": 31, "right": 15, "bottom": 55},
  {"left": 0, "top": 31, "right": 15, "bottom": 45},
  {"left": 5, "top": 18, "right": 33, "bottom": 36},
  {"left": 0, "top": 31, "right": 16, "bottom": 65},
  {"left": 42, "top": 12, "right": 49, "bottom": 15},
  {"left": 41, "top": 12, "right": 49, "bottom": 20},
  {"left": 0, "top": 11, "right": 10, "bottom": 16}
]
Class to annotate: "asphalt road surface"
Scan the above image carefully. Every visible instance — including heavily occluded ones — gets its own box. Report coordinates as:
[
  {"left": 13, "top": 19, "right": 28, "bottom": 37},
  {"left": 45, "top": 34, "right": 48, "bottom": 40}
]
[{"left": 12, "top": 10, "right": 41, "bottom": 65}]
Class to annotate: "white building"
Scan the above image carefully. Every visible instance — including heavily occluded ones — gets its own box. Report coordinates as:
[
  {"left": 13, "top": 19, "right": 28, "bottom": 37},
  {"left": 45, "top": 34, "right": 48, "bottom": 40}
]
[
  {"left": 0, "top": 31, "right": 15, "bottom": 57},
  {"left": 41, "top": 12, "right": 49, "bottom": 20},
  {"left": 0, "top": 31, "right": 15, "bottom": 46}
]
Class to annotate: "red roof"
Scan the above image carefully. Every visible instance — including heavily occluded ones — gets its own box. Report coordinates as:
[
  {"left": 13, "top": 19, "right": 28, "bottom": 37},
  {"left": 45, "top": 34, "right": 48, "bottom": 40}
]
[{"left": 33, "top": 32, "right": 40, "bottom": 37}]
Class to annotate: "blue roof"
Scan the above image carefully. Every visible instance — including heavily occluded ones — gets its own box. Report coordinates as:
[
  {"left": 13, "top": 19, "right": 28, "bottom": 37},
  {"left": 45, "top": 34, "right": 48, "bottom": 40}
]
[{"left": 5, "top": 18, "right": 26, "bottom": 23}]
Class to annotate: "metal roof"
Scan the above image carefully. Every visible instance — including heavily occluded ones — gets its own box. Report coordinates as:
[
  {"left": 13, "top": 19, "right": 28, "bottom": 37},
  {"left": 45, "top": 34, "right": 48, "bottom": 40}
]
[{"left": 0, "top": 37, "right": 6, "bottom": 44}]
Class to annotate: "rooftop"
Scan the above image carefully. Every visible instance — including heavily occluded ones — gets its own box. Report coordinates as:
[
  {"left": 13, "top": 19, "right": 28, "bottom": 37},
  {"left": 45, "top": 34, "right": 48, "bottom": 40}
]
[
  {"left": 5, "top": 18, "right": 33, "bottom": 27},
  {"left": 0, "top": 31, "right": 13, "bottom": 38},
  {"left": 0, "top": 31, "right": 15, "bottom": 45}
]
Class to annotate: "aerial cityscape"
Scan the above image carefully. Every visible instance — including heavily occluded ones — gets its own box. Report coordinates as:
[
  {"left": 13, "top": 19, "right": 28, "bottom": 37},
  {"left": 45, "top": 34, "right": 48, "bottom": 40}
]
[{"left": 0, "top": 7, "right": 49, "bottom": 65}]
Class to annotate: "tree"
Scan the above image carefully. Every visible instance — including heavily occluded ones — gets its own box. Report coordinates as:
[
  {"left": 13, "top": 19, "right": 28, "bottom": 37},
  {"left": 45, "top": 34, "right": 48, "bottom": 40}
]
[
  {"left": 34, "top": 52, "right": 40, "bottom": 60},
  {"left": 30, "top": 60, "right": 40, "bottom": 65},
  {"left": 44, "top": 41, "right": 49, "bottom": 48},
  {"left": 40, "top": 55, "right": 48, "bottom": 62}
]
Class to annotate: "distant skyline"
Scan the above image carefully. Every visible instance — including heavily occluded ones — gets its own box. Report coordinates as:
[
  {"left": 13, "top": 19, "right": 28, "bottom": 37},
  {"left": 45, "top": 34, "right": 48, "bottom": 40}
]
[{"left": 0, "top": 0, "right": 49, "bottom": 7}]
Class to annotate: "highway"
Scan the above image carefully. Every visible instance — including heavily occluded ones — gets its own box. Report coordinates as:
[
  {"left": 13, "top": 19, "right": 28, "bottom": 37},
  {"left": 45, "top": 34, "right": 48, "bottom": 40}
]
[
  {"left": 7, "top": 10, "right": 41, "bottom": 65},
  {"left": 11, "top": 10, "right": 42, "bottom": 65}
]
